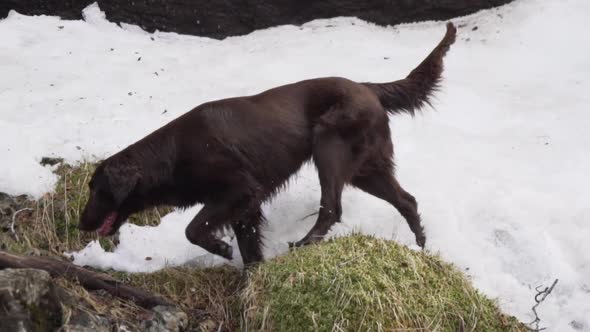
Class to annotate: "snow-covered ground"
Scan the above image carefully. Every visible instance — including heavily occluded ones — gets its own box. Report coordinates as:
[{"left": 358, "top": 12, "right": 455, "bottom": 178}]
[{"left": 1, "top": 0, "right": 589, "bottom": 330}]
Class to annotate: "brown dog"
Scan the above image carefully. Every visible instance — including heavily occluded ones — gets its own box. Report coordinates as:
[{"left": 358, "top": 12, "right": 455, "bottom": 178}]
[{"left": 79, "top": 23, "right": 456, "bottom": 265}]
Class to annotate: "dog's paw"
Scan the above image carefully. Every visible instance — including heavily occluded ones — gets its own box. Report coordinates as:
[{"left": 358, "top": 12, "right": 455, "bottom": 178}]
[
  {"left": 219, "top": 244, "right": 233, "bottom": 260},
  {"left": 288, "top": 240, "right": 309, "bottom": 249},
  {"left": 416, "top": 234, "right": 426, "bottom": 249},
  {"left": 288, "top": 237, "right": 317, "bottom": 249}
]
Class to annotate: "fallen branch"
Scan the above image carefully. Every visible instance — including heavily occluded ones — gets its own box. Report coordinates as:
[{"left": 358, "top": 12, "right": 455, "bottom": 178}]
[
  {"left": 0, "top": 251, "right": 172, "bottom": 309},
  {"left": 528, "top": 278, "right": 559, "bottom": 331}
]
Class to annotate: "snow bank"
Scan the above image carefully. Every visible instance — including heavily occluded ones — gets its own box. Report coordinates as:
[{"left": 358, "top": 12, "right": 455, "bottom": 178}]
[{"left": 1, "top": 0, "right": 589, "bottom": 330}]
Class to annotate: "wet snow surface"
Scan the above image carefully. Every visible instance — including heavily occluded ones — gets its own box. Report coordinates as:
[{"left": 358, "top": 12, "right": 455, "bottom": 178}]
[{"left": 1, "top": 1, "right": 589, "bottom": 330}]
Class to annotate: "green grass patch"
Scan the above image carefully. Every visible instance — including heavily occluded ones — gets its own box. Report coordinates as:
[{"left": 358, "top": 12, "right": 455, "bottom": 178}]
[{"left": 241, "top": 235, "right": 527, "bottom": 332}]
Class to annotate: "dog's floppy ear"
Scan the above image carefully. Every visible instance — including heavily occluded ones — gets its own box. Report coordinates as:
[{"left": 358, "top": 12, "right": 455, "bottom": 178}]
[{"left": 103, "top": 162, "right": 140, "bottom": 205}]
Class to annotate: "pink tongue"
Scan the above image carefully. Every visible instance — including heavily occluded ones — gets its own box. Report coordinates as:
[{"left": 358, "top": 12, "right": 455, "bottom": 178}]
[{"left": 97, "top": 212, "right": 118, "bottom": 236}]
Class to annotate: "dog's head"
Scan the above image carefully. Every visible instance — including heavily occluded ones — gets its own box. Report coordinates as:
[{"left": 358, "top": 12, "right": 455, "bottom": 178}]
[{"left": 78, "top": 158, "right": 140, "bottom": 237}]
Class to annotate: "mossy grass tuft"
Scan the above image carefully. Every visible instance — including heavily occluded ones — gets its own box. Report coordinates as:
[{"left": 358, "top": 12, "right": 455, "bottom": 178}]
[{"left": 241, "top": 235, "right": 527, "bottom": 332}]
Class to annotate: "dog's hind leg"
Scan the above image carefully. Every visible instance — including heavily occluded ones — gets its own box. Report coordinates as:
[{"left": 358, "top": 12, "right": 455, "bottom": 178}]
[
  {"left": 290, "top": 127, "right": 361, "bottom": 248},
  {"left": 352, "top": 170, "right": 425, "bottom": 248},
  {"left": 231, "top": 206, "right": 265, "bottom": 266}
]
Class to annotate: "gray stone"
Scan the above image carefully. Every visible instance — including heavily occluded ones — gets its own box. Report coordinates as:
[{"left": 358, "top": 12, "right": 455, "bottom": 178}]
[
  {"left": 55, "top": 281, "right": 112, "bottom": 332},
  {"left": 58, "top": 309, "right": 111, "bottom": 332},
  {"left": 0, "top": 192, "right": 32, "bottom": 233},
  {"left": 0, "top": 268, "right": 62, "bottom": 332},
  {"left": 0, "top": 268, "right": 114, "bottom": 332},
  {"left": 140, "top": 305, "right": 188, "bottom": 332}
]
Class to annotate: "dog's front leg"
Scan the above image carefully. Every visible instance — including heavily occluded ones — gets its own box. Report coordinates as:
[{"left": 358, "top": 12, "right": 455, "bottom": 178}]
[
  {"left": 185, "top": 203, "right": 234, "bottom": 260},
  {"left": 231, "top": 206, "right": 265, "bottom": 266}
]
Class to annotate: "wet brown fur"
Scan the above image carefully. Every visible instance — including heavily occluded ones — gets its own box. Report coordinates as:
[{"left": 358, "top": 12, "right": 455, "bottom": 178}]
[{"left": 79, "top": 23, "right": 457, "bottom": 265}]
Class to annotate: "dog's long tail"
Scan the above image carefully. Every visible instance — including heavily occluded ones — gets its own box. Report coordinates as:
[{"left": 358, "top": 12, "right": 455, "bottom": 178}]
[{"left": 364, "top": 22, "right": 456, "bottom": 116}]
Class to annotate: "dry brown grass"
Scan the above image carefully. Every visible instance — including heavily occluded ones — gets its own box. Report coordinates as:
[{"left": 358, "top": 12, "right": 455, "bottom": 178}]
[
  {"left": 7, "top": 161, "right": 172, "bottom": 255},
  {"left": 55, "top": 277, "right": 150, "bottom": 330},
  {"left": 114, "top": 266, "right": 244, "bottom": 331}
]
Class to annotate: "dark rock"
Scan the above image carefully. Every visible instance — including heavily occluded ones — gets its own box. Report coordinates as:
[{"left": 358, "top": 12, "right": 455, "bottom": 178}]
[
  {"left": 570, "top": 320, "right": 584, "bottom": 330},
  {"left": 14, "top": 195, "right": 32, "bottom": 206},
  {"left": 0, "top": 192, "right": 15, "bottom": 210},
  {"left": 0, "top": 268, "right": 114, "bottom": 332},
  {"left": 40, "top": 156, "right": 64, "bottom": 166},
  {"left": 0, "top": 192, "right": 17, "bottom": 232},
  {"left": 0, "top": 268, "right": 62, "bottom": 332},
  {"left": 57, "top": 307, "right": 111, "bottom": 332},
  {"left": 0, "top": 192, "right": 33, "bottom": 234},
  {"left": 1, "top": 0, "right": 514, "bottom": 40}
]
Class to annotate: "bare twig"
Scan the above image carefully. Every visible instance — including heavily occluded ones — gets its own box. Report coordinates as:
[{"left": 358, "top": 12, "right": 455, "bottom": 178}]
[
  {"left": 64, "top": 171, "right": 69, "bottom": 248},
  {"left": 527, "top": 279, "right": 559, "bottom": 331},
  {"left": 298, "top": 211, "right": 319, "bottom": 222},
  {"left": 11, "top": 208, "right": 33, "bottom": 242}
]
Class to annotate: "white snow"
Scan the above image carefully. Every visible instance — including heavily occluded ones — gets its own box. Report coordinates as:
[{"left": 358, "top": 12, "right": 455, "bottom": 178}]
[{"left": 1, "top": 0, "right": 589, "bottom": 330}]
